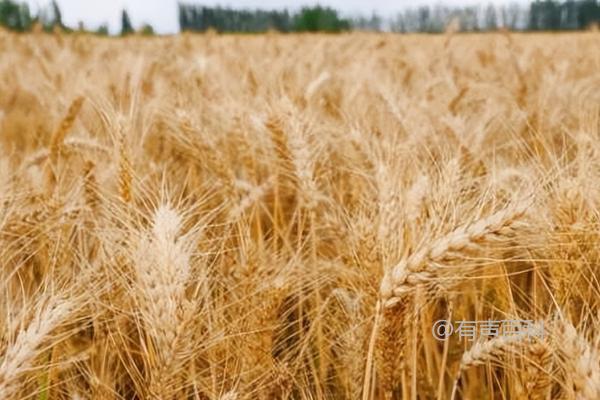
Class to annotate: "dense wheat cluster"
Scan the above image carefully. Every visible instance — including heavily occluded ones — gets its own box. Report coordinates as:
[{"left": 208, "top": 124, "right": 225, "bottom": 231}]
[{"left": 0, "top": 28, "right": 599, "bottom": 399}]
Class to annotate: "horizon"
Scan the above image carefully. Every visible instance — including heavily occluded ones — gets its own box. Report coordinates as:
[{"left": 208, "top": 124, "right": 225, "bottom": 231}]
[{"left": 22, "top": 0, "right": 531, "bottom": 34}]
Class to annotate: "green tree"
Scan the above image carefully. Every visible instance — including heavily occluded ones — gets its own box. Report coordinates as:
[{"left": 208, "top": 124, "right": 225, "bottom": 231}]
[
  {"left": 293, "top": 6, "right": 350, "bottom": 32},
  {"left": 95, "top": 23, "right": 109, "bottom": 36},
  {"left": 485, "top": 4, "right": 498, "bottom": 29},
  {"left": 121, "top": 9, "right": 133, "bottom": 35},
  {"left": 50, "top": 0, "right": 62, "bottom": 28},
  {"left": 36, "top": 0, "right": 64, "bottom": 31},
  {"left": 0, "top": 0, "right": 32, "bottom": 31},
  {"left": 139, "top": 23, "right": 154, "bottom": 35},
  {"left": 529, "top": 0, "right": 562, "bottom": 30},
  {"left": 577, "top": 0, "right": 600, "bottom": 29}
]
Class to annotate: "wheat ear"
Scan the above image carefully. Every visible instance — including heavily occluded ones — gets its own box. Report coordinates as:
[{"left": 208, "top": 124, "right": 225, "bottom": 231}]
[
  {"left": 49, "top": 97, "right": 85, "bottom": 162},
  {"left": 117, "top": 126, "right": 132, "bottom": 205},
  {"left": 0, "top": 299, "right": 72, "bottom": 398},
  {"left": 44, "top": 97, "right": 85, "bottom": 190},
  {"left": 380, "top": 200, "right": 530, "bottom": 306},
  {"left": 556, "top": 321, "right": 600, "bottom": 400},
  {"left": 450, "top": 332, "right": 533, "bottom": 400},
  {"left": 522, "top": 340, "right": 553, "bottom": 400},
  {"left": 83, "top": 160, "right": 100, "bottom": 214},
  {"left": 134, "top": 204, "right": 192, "bottom": 397}
]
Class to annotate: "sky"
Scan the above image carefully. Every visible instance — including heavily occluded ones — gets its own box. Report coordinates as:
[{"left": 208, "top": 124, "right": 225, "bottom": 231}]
[{"left": 22, "top": 0, "right": 526, "bottom": 34}]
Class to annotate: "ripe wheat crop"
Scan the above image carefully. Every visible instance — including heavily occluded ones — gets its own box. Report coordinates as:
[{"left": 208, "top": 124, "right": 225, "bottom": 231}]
[{"left": 0, "top": 29, "right": 599, "bottom": 399}]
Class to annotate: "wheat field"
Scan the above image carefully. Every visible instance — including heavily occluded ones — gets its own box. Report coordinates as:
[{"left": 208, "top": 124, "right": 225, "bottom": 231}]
[{"left": 0, "top": 29, "right": 599, "bottom": 399}]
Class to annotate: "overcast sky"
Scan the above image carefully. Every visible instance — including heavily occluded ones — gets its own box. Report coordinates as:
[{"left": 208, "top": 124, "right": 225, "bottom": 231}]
[{"left": 23, "top": 0, "right": 526, "bottom": 34}]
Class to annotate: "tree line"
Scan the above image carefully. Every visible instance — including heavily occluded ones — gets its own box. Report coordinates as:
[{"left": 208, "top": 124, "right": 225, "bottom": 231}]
[
  {"left": 177, "top": 1, "right": 599, "bottom": 33},
  {"left": 389, "top": 0, "right": 599, "bottom": 32},
  {"left": 178, "top": 4, "right": 350, "bottom": 32},
  {"left": 1, "top": 0, "right": 599, "bottom": 35}
]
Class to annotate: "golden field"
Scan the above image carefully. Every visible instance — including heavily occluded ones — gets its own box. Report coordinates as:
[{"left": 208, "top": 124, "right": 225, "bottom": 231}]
[{"left": 0, "top": 30, "right": 599, "bottom": 399}]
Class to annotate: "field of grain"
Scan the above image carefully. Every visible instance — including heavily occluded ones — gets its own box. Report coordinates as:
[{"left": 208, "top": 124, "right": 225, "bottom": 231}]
[{"left": 0, "top": 29, "right": 599, "bottom": 399}]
